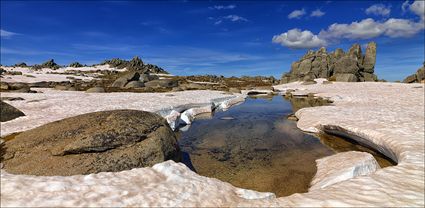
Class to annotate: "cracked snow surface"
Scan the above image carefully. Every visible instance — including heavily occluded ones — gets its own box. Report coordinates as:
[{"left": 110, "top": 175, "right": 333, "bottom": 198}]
[{"left": 1, "top": 81, "right": 424, "bottom": 207}]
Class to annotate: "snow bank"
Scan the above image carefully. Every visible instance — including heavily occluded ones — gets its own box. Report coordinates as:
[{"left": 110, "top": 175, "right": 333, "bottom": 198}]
[
  {"left": 0, "top": 65, "right": 123, "bottom": 83},
  {"left": 0, "top": 89, "right": 245, "bottom": 136},
  {"left": 1, "top": 81, "right": 424, "bottom": 207}
]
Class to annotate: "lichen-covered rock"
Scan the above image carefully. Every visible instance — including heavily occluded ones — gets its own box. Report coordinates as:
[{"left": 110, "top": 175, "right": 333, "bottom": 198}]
[
  {"left": 2, "top": 110, "right": 179, "bottom": 176},
  {"left": 111, "top": 71, "right": 140, "bottom": 88},
  {"left": 363, "top": 42, "right": 377, "bottom": 73},
  {"left": 335, "top": 73, "right": 358, "bottom": 82},
  {"left": 0, "top": 101, "right": 25, "bottom": 122},
  {"left": 13, "top": 62, "right": 28, "bottom": 67},
  {"left": 280, "top": 42, "right": 378, "bottom": 83}
]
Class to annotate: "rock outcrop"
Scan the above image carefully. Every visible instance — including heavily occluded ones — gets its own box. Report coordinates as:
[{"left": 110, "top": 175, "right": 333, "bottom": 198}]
[
  {"left": 403, "top": 64, "right": 425, "bottom": 83},
  {"left": 0, "top": 101, "right": 25, "bottom": 122},
  {"left": 2, "top": 110, "right": 179, "bottom": 176},
  {"left": 69, "top": 62, "right": 84, "bottom": 68},
  {"left": 102, "top": 56, "right": 168, "bottom": 74},
  {"left": 32, "top": 59, "right": 60, "bottom": 70},
  {"left": 280, "top": 42, "right": 378, "bottom": 83}
]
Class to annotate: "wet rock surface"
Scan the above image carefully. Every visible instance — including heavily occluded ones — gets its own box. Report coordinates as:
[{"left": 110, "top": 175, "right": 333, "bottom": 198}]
[{"left": 2, "top": 110, "right": 179, "bottom": 176}]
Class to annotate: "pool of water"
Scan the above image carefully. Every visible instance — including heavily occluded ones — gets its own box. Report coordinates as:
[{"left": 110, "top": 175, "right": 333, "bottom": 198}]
[{"left": 178, "top": 95, "right": 395, "bottom": 197}]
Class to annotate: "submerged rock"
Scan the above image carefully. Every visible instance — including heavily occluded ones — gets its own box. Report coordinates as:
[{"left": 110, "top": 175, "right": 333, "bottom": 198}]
[
  {"left": 0, "top": 101, "right": 25, "bottom": 122},
  {"left": 3, "top": 110, "right": 179, "bottom": 176}
]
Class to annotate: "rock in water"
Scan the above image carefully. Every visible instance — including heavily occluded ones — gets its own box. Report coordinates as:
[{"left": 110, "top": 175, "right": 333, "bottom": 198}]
[
  {"left": 0, "top": 101, "right": 25, "bottom": 122},
  {"left": 3, "top": 110, "right": 179, "bottom": 176}
]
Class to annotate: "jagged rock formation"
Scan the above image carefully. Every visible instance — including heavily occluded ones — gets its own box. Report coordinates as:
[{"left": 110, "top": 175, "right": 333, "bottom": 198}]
[
  {"left": 69, "top": 62, "right": 84, "bottom": 68},
  {"left": 102, "top": 56, "right": 168, "bottom": 74},
  {"left": 280, "top": 42, "right": 378, "bottom": 83},
  {"left": 13, "top": 62, "right": 28, "bottom": 67},
  {"left": 32, "top": 59, "right": 60, "bottom": 70},
  {"left": 403, "top": 63, "right": 425, "bottom": 83}
]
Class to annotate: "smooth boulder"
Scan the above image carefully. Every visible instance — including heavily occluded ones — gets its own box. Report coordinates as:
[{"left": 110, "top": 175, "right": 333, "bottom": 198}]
[
  {"left": 144, "top": 79, "right": 178, "bottom": 88},
  {"left": 3, "top": 110, "right": 179, "bottom": 176}
]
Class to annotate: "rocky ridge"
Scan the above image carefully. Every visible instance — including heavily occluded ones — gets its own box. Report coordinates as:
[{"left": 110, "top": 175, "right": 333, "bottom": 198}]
[{"left": 281, "top": 42, "right": 378, "bottom": 83}]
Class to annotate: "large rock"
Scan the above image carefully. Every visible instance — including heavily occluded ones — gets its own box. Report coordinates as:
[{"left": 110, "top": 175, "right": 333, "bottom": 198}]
[
  {"left": 363, "top": 42, "right": 376, "bottom": 73},
  {"left": 0, "top": 101, "right": 25, "bottom": 122},
  {"left": 280, "top": 42, "right": 378, "bottom": 83},
  {"left": 144, "top": 79, "right": 178, "bottom": 88},
  {"left": 111, "top": 71, "right": 140, "bottom": 88},
  {"left": 124, "top": 81, "right": 145, "bottom": 89},
  {"left": 334, "top": 56, "right": 359, "bottom": 74},
  {"left": 127, "top": 56, "right": 144, "bottom": 71},
  {"left": 3, "top": 110, "right": 179, "bottom": 176},
  {"left": 335, "top": 73, "right": 358, "bottom": 82}
]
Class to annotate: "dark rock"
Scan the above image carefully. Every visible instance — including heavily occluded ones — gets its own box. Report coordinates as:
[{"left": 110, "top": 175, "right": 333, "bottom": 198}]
[
  {"left": 1, "top": 97, "right": 25, "bottom": 101},
  {"left": 111, "top": 71, "right": 140, "bottom": 88},
  {"left": 13, "top": 62, "right": 28, "bottom": 67},
  {"left": 28, "top": 82, "right": 50, "bottom": 88},
  {"left": 0, "top": 101, "right": 25, "bottom": 122},
  {"left": 3, "top": 110, "right": 179, "bottom": 176}
]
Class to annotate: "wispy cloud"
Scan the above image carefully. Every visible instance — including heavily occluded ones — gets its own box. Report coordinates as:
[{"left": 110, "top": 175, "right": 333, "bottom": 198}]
[
  {"left": 310, "top": 9, "right": 325, "bottom": 17},
  {"left": 209, "top": 5, "right": 236, "bottom": 10},
  {"left": 211, "top": 15, "right": 248, "bottom": 25},
  {"left": 365, "top": 4, "right": 391, "bottom": 16},
  {"left": 0, "top": 29, "right": 19, "bottom": 38},
  {"left": 288, "top": 9, "right": 306, "bottom": 19},
  {"left": 1, "top": 47, "right": 71, "bottom": 56}
]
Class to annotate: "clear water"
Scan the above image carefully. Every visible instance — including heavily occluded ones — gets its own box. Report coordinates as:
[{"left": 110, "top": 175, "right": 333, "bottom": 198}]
[{"left": 178, "top": 95, "right": 337, "bottom": 196}]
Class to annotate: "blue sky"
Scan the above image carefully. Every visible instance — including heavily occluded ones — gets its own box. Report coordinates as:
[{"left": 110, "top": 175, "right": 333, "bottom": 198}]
[{"left": 1, "top": 0, "right": 424, "bottom": 81}]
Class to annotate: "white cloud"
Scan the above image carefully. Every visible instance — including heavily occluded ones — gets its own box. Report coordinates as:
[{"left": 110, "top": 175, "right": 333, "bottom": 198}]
[
  {"left": 0, "top": 29, "right": 18, "bottom": 38},
  {"left": 272, "top": 28, "right": 327, "bottom": 49},
  {"left": 318, "top": 17, "right": 424, "bottom": 40},
  {"left": 209, "top": 5, "right": 236, "bottom": 10},
  {"left": 288, "top": 9, "right": 306, "bottom": 19},
  {"left": 365, "top": 4, "right": 391, "bottom": 16},
  {"left": 409, "top": 0, "right": 425, "bottom": 20},
  {"left": 310, "top": 9, "right": 325, "bottom": 17},
  {"left": 273, "top": 1, "right": 425, "bottom": 49}
]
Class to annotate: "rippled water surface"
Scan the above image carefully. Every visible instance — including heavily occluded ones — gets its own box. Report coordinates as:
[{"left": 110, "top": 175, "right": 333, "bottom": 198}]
[{"left": 178, "top": 95, "right": 394, "bottom": 197}]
